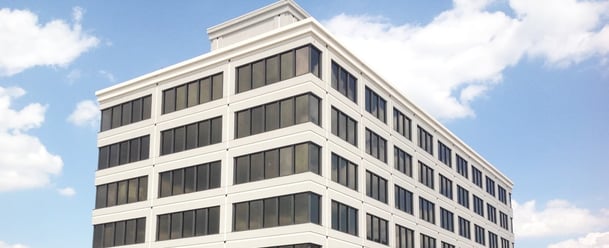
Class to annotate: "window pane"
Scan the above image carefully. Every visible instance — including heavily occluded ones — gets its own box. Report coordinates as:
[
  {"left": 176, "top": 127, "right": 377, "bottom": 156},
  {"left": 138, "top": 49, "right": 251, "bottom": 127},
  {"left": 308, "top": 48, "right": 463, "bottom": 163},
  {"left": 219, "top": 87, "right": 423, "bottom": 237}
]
[
  {"left": 294, "top": 193, "right": 309, "bottom": 224},
  {"left": 198, "top": 120, "right": 210, "bottom": 146},
  {"left": 174, "top": 126, "right": 186, "bottom": 153},
  {"left": 187, "top": 81, "right": 198, "bottom": 107},
  {"left": 347, "top": 163, "right": 357, "bottom": 190},
  {"left": 280, "top": 98, "right": 294, "bottom": 128},
  {"left": 294, "top": 143, "right": 308, "bottom": 173},
  {"left": 236, "top": 110, "right": 250, "bottom": 138},
  {"left": 200, "top": 77, "right": 212, "bottom": 103},
  {"left": 184, "top": 167, "right": 195, "bottom": 194},
  {"left": 212, "top": 73, "right": 223, "bottom": 100},
  {"left": 129, "top": 138, "right": 140, "bottom": 163},
  {"left": 103, "top": 223, "right": 115, "bottom": 247},
  {"left": 252, "top": 60, "right": 265, "bottom": 89},
  {"left": 160, "top": 172, "right": 171, "bottom": 197},
  {"left": 210, "top": 161, "right": 221, "bottom": 188},
  {"left": 339, "top": 204, "right": 347, "bottom": 232},
  {"left": 195, "top": 209, "right": 208, "bottom": 236},
  {"left": 235, "top": 156, "right": 250, "bottom": 184},
  {"left": 348, "top": 207, "right": 357, "bottom": 235},
  {"left": 331, "top": 108, "right": 338, "bottom": 135},
  {"left": 140, "top": 136, "right": 149, "bottom": 160},
  {"left": 279, "top": 195, "right": 294, "bottom": 225},
  {"left": 125, "top": 220, "right": 136, "bottom": 245},
  {"left": 280, "top": 146, "right": 294, "bottom": 176},
  {"left": 114, "top": 221, "right": 125, "bottom": 246},
  {"left": 136, "top": 218, "right": 145, "bottom": 243},
  {"left": 171, "top": 212, "right": 183, "bottom": 239},
  {"left": 163, "top": 88, "right": 175, "bottom": 114},
  {"left": 348, "top": 75, "right": 357, "bottom": 102},
  {"left": 295, "top": 46, "right": 309, "bottom": 76},
  {"left": 142, "top": 96, "right": 151, "bottom": 120},
  {"left": 132, "top": 98, "right": 142, "bottom": 123},
  {"left": 237, "top": 65, "right": 251, "bottom": 93},
  {"left": 280, "top": 51, "right": 294, "bottom": 80},
  {"left": 309, "top": 95, "right": 319, "bottom": 125},
  {"left": 172, "top": 169, "right": 184, "bottom": 195},
  {"left": 265, "top": 102, "right": 279, "bottom": 131},
  {"left": 111, "top": 105, "right": 121, "bottom": 128},
  {"left": 347, "top": 119, "right": 356, "bottom": 145},
  {"left": 338, "top": 112, "right": 346, "bottom": 140},
  {"left": 251, "top": 106, "right": 264, "bottom": 135},
  {"left": 339, "top": 69, "right": 347, "bottom": 95},
  {"left": 158, "top": 215, "right": 170, "bottom": 240},
  {"left": 249, "top": 200, "right": 263, "bottom": 229},
  {"left": 295, "top": 94, "right": 309, "bottom": 124},
  {"left": 121, "top": 102, "right": 132, "bottom": 126},
  {"left": 211, "top": 117, "right": 222, "bottom": 144},
  {"left": 95, "top": 185, "right": 107, "bottom": 208},
  {"left": 183, "top": 210, "right": 194, "bottom": 238},
  {"left": 264, "top": 198, "right": 278, "bottom": 227},
  {"left": 310, "top": 46, "right": 320, "bottom": 77},
  {"left": 309, "top": 144, "right": 319, "bottom": 174},
  {"left": 331, "top": 201, "right": 339, "bottom": 230},
  {"left": 266, "top": 55, "right": 280, "bottom": 84},
  {"left": 98, "top": 146, "right": 109, "bottom": 170},
  {"left": 138, "top": 176, "right": 147, "bottom": 201},
  {"left": 250, "top": 153, "right": 264, "bottom": 181},
  {"left": 234, "top": 202, "right": 249, "bottom": 231},
  {"left": 119, "top": 141, "right": 129, "bottom": 165},
  {"left": 128, "top": 178, "right": 138, "bottom": 203},
  {"left": 107, "top": 183, "right": 117, "bottom": 206},
  {"left": 339, "top": 158, "right": 347, "bottom": 185},
  {"left": 208, "top": 207, "right": 220, "bottom": 234},
  {"left": 196, "top": 164, "right": 209, "bottom": 190},
  {"left": 186, "top": 123, "right": 198, "bottom": 150},
  {"left": 310, "top": 194, "right": 320, "bottom": 224},
  {"left": 101, "top": 108, "right": 112, "bottom": 131},
  {"left": 265, "top": 149, "right": 279, "bottom": 179},
  {"left": 175, "top": 85, "right": 187, "bottom": 111},
  {"left": 161, "top": 130, "right": 173, "bottom": 155}
]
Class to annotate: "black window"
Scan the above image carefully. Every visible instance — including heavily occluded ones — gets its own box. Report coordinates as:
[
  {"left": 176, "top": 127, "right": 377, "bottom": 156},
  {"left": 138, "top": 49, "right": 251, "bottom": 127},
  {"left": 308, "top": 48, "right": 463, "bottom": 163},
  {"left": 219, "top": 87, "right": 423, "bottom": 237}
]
[
  {"left": 395, "top": 224, "right": 414, "bottom": 248},
  {"left": 441, "top": 242, "right": 455, "bottom": 248},
  {"left": 330, "top": 107, "right": 357, "bottom": 146},
  {"left": 236, "top": 45, "right": 321, "bottom": 93},
  {"left": 234, "top": 142, "right": 320, "bottom": 184},
  {"left": 501, "top": 238, "right": 511, "bottom": 248},
  {"left": 498, "top": 185, "right": 508, "bottom": 205},
  {"left": 456, "top": 155, "right": 468, "bottom": 178},
  {"left": 475, "top": 225, "right": 485, "bottom": 245},
  {"left": 417, "top": 126, "right": 433, "bottom": 155},
  {"left": 236, "top": 93, "right": 320, "bottom": 138},
  {"left": 438, "top": 141, "right": 451, "bottom": 167},
  {"left": 500, "top": 211, "right": 509, "bottom": 230},
  {"left": 365, "top": 87, "right": 386, "bottom": 123},
  {"left": 440, "top": 208, "right": 454, "bottom": 232},
  {"left": 419, "top": 162, "right": 434, "bottom": 189},
  {"left": 394, "top": 147, "right": 412, "bottom": 177},
  {"left": 331, "top": 61, "right": 357, "bottom": 103},
  {"left": 331, "top": 200, "right": 358, "bottom": 236},
  {"left": 395, "top": 185, "right": 413, "bottom": 215},
  {"left": 265, "top": 244, "right": 321, "bottom": 248},
  {"left": 96, "top": 176, "right": 147, "bottom": 209},
  {"left": 365, "top": 129, "right": 387, "bottom": 163},
  {"left": 98, "top": 136, "right": 149, "bottom": 170},
  {"left": 489, "top": 231, "right": 499, "bottom": 248},
  {"left": 486, "top": 176, "right": 496, "bottom": 196},
  {"left": 366, "top": 171, "right": 387, "bottom": 203},
  {"left": 233, "top": 192, "right": 320, "bottom": 231},
  {"left": 159, "top": 161, "right": 220, "bottom": 198},
  {"left": 393, "top": 108, "right": 411, "bottom": 140},
  {"left": 420, "top": 233, "right": 436, "bottom": 248},
  {"left": 93, "top": 217, "right": 145, "bottom": 248},
  {"left": 366, "top": 213, "right": 388, "bottom": 245},
  {"left": 331, "top": 153, "right": 357, "bottom": 190},
  {"left": 473, "top": 195, "right": 484, "bottom": 217},
  {"left": 160, "top": 116, "right": 222, "bottom": 155},
  {"left": 157, "top": 206, "right": 219, "bottom": 241},
  {"left": 458, "top": 216, "right": 471, "bottom": 239},
  {"left": 487, "top": 204, "right": 497, "bottom": 223},
  {"left": 419, "top": 197, "right": 435, "bottom": 224},
  {"left": 100, "top": 95, "right": 151, "bottom": 132},
  {"left": 472, "top": 166, "right": 483, "bottom": 188},
  {"left": 439, "top": 174, "right": 453, "bottom": 199},
  {"left": 457, "top": 185, "right": 469, "bottom": 209}
]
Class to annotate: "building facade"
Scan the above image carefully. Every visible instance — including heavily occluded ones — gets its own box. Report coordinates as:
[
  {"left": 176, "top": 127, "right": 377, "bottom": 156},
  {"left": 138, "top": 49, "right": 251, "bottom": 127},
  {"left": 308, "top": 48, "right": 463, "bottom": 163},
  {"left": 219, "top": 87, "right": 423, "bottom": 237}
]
[{"left": 93, "top": 1, "right": 514, "bottom": 247}]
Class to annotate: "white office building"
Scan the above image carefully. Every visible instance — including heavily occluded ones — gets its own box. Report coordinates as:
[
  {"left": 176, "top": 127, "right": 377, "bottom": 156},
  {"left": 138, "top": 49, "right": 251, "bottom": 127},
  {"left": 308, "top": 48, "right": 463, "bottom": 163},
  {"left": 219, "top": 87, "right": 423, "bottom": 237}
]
[{"left": 93, "top": 1, "right": 514, "bottom": 247}]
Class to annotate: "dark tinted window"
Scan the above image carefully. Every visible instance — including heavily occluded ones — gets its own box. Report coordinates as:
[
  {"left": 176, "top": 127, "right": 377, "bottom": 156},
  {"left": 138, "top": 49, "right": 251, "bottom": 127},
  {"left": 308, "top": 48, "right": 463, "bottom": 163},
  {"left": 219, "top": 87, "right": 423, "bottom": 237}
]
[
  {"left": 157, "top": 206, "right": 220, "bottom": 241},
  {"left": 93, "top": 217, "right": 145, "bottom": 248},
  {"left": 331, "top": 61, "right": 357, "bottom": 102},
  {"left": 160, "top": 116, "right": 222, "bottom": 155},
  {"left": 158, "top": 161, "right": 221, "bottom": 198},
  {"left": 100, "top": 95, "right": 152, "bottom": 132},
  {"left": 233, "top": 192, "right": 320, "bottom": 231},
  {"left": 331, "top": 200, "right": 358, "bottom": 236},
  {"left": 162, "top": 73, "right": 224, "bottom": 114},
  {"left": 365, "top": 87, "right": 387, "bottom": 123},
  {"left": 331, "top": 153, "right": 357, "bottom": 190},
  {"left": 98, "top": 136, "right": 150, "bottom": 170}
]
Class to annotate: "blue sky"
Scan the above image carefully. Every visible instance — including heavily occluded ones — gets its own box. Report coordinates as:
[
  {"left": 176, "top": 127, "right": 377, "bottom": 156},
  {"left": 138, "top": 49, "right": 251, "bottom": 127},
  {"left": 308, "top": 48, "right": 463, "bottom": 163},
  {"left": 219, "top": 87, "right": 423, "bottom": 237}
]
[{"left": 0, "top": 0, "right": 608, "bottom": 247}]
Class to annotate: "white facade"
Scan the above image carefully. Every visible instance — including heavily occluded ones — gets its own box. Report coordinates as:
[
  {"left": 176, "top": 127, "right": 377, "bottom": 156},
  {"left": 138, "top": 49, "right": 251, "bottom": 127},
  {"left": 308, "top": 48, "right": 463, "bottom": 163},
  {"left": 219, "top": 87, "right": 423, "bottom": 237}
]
[{"left": 93, "top": 1, "right": 514, "bottom": 248}]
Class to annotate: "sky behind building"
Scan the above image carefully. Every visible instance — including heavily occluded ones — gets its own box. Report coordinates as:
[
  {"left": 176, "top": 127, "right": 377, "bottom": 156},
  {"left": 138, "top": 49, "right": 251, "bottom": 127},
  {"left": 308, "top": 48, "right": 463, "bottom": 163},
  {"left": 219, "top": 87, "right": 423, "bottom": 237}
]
[{"left": 0, "top": 0, "right": 608, "bottom": 247}]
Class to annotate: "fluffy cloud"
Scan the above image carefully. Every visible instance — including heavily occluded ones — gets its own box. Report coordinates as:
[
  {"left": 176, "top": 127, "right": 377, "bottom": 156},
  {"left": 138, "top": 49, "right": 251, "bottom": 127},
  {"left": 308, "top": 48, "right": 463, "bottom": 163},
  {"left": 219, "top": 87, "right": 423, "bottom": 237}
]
[
  {"left": 513, "top": 199, "right": 609, "bottom": 238},
  {"left": 57, "top": 187, "right": 76, "bottom": 197},
  {"left": 0, "top": 86, "right": 63, "bottom": 192},
  {"left": 67, "top": 100, "right": 99, "bottom": 128},
  {"left": 0, "top": 241, "right": 28, "bottom": 248},
  {"left": 549, "top": 232, "right": 609, "bottom": 248},
  {"left": 0, "top": 6, "right": 98, "bottom": 76},
  {"left": 323, "top": 0, "right": 609, "bottom": 120}
]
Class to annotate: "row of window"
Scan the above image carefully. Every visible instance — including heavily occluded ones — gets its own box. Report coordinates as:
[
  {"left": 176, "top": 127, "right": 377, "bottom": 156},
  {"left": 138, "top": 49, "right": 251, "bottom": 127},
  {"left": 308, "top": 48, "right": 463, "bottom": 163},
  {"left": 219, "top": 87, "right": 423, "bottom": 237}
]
[
  {"left": 162, "top": 73, "right": 223, "bottom": 114},
  {"left": 160, "top": 116, "right": 222, "bottom": 156},
  {"left": 331, "top": 61, "right": 357, "bottom": 103},
  {"left": 234, "top": 142, "right": 320, "bottom": 184},
  {"left": 92, "top": 218, "right": 145, "bottom": 248},
  {"left": 365, "top": 87, "right": 387, "bottom": 123},
  {"left": 235, "top": 93, "right": 320, "bottom": 138},
  {"left": 330, "top": 153, "right": 357, "bottom": 190},
  {"left": 233, "top": 192, "right": 320, "bottom": 231},
  {"left": 95, "top": 176, "right": 147, "bottom": 209},
  {"left": 365, "top": 128, "right": 387, "bottom": 162},
  {"left": 236, "top": 45, "right": 321, "bottom": 93},
  {"left": 159, "top": 161, "right": 221, "bottom": 198},
  {"left": 100, "top": 95, "right": 151, "bottom": 132},
  {"left": 330, "top": 107, "right": 357, "bottom": 146},
  {"left": 157, "top": 206, "right": 220, "bottom": 241},
  {"left": 365, "top": 170, "right": 387, "bottom": 203},
  {"left": 98, "top": 136, "right": 150, "bottom": 170}
]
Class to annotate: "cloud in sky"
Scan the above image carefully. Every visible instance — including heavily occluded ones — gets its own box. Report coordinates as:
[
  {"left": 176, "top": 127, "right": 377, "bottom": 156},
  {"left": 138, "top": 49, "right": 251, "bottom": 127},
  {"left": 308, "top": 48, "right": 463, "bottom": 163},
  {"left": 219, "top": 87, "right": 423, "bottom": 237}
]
[
  {"left": 67, "top": 100, "right": 99, "bottom": 128},
  {"left": 98, "top": 70, "right": 116, "bottom": 83},
  {"left": 323, "top": 0, "right": 609, "bottom": 120},
  {"left": 0, "top": 241, "right": 28, "bottom": 248},
  {"left": 0, "top": 6, "right": 99, "bottom": 76},
  {"left": 0, "top": 86, "right": 63, "bottom": 192},
  {"left": 513, "top": 199, "right": 609, "bottom": 239},
  {"left": 549, "top": 232, "right": 609, "bottom": 248},
  {"left": 57, "top": 187, "right": 76, "bottom": 197}
]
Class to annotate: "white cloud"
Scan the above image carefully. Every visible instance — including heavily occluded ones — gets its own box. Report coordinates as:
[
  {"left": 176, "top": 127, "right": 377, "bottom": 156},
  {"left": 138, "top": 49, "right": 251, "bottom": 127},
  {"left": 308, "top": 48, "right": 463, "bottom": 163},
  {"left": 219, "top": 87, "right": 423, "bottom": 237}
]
[
  {"left": 66, "top": 69, "right": 82, "bottom": 83},
  {"left": 0, "top": 241, "right": 28, "bottom": 248},
  {"left": 0, "top": 6, "right": 98, "bottom": 76},
  {"left": 549, "top": 232, "right": 609, "bottom": 248},
  {"left": 98, "top": 70, "right": 116, "bottom": 83},
  {"left": 323, "top": 0, "right": 609, "bottom": 120},
  {"left": 57, "top": 187, "right": 76, "bottom": 197},
  {"left": 513, "top": 199, "right": 609, "bottom": 239},
  {"left": 0, "top": 86, "right": 63, "bottom": 192},
  {"left": 67, "top": 100, "right": 99, "bottom": 128}
]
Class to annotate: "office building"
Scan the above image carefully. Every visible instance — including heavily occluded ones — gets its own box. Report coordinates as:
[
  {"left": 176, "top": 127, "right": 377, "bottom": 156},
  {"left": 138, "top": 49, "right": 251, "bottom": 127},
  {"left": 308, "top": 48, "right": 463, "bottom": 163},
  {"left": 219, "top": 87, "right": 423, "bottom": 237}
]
[{"left": 93, "top": 1, "right": 514, "bottom": 247}]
